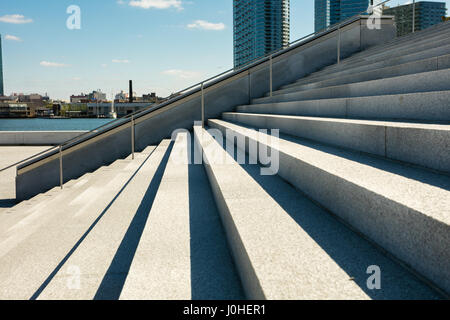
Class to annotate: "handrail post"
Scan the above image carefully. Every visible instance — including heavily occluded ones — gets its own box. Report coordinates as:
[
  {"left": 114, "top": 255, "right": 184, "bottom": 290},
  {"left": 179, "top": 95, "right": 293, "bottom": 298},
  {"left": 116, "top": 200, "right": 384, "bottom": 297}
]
[
  {"left": 269, "top": 54, "right": 273, "bottom": 97},
  {"left": 201, "top": 82, "right": 205, "bottom": 128},
  {"left": 412, "top": 0, "right": 416, "bottom": 33},
  {"left": 337, "top": 24, "right": 341, "bottom": 64},
  {"left": 59, "top": 145, "right": 63, "bottom": 189},
  {"left": 131, "top": 115, "right": 135, "bottom": 160}
]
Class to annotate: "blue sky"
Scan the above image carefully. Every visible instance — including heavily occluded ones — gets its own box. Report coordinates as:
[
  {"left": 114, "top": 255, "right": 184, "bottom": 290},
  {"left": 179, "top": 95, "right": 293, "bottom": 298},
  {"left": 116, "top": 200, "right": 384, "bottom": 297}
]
[{"left": 0, "top": 0, "right": 448, "bottom": 100}]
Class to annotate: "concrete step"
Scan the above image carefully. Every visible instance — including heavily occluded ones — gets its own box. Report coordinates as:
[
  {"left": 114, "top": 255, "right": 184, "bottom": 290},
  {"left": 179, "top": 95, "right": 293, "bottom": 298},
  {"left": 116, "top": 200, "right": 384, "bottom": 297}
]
[
  {"left": 208, "top": 119, "right": 450, "bottom": 296},
  {"left": 0, "top": 148, "right": 158, "bottom": 299},
  {"left": 335, "top": 20, "right": 450, "bottom": 64},
  {"left": 34, "top": 142, "right": 170, "bottom": 300},
  {"left": 278, "top": 53, "right": 450, "bottom": 94},
  {"left": 288, "top": 42, "right": 450, "bottom": 88},
  {"left": 193, "top": 125, "right": 442, "bottom": 299},
  {"left": 0, "top": 158, "right": 133, "bottom": 235},
  {"left": 0, "top": 148, "right": 155, "bottom": 223},
  {"left": 254, "top": 68, "right": 450, "bottom": 104},
  {"left": 291, "top": 30, "right": 449, "bottom": 85},
  {"left": 237, "top": 91, "right": 450, "bottom": 122},
  {"left": 0, "top": 177, "right": 89, "bottom": 235},
  {"left": 316, "top": 26, "right": 450, "bottom": 77},
  {"left": 0, "top": 157, "right": 147, "bottom": 242},
  {"left": 120, "top": 133, "right": 244, "bottom": 300},
  {"left": 222, "top": 112, "right": 450, "bottom": 173}
]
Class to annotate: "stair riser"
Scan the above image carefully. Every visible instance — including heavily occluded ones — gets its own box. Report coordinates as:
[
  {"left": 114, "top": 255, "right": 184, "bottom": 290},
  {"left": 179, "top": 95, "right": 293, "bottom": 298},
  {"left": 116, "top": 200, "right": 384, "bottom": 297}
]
[
  {"left": 222, "top": 113, "right": 450, "bottom": 173},
  {"left": 238, "top": 91, "right": 450, "bottom": 122},
  {"left": 289, "top": 43, "right": 450, "bottom": 88},
  {"left": 333, "top": 21, "right": 450, "bottom": 64},
  {"left": 284, "top": 54, "right": 450, "bottom": 93},
  {"left": 209, "top": 120, "right": 450, "bottom": 296},
  {"left": 253, "top": 69, "right": 450, "bottom": 104},
  {"left": 315, "top": 30, "right": 450, "bottom": 78}
]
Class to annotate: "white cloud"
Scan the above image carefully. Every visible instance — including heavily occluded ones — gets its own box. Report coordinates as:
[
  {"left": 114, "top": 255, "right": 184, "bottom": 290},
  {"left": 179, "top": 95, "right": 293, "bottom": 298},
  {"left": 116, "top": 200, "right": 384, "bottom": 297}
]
[
  {"left": 101, "top": 64, "right": 108, "bottom": 68},
  {"left": 129, "top": 0, "right": 183, "bottom": 10},
  {"left": 112, "top": 59, "right": 130, "bottom": 64},
  {"left": 162, "top": 69, "right": 201, "bottom": 79},
  {"left": 5, "top": 34, "right": 22, "bottom": 42},
  {"left": 40, "top": 61, "right": 69, "bottom": 68},
  {"left": 187, "top": 20, "right": 225, "bottom": 31},
  {"left": 0, "top": 14, "right": 33, "bottom": 24},
  {"left": 72, "top": 77, "right": 82, "bottom": 81}
]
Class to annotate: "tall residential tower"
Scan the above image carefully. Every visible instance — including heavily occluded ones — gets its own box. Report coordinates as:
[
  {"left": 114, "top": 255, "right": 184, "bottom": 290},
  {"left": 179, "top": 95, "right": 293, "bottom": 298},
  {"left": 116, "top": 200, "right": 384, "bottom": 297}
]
[
  {"left": 233, "top": 0, "right": 290, "bottom": 68},
  {"left": 315, "top": 0, "right": 372, "bottom": 32},
  {"left": 383, "top": 1, "right": 447, "bottom": 36}
]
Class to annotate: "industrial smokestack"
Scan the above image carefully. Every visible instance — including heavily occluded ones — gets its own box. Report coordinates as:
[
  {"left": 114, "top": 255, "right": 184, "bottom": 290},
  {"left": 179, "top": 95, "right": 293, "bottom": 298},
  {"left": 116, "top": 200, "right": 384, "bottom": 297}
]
[{"left": 129, "top": 80, "right": 133, "bottom": 103}]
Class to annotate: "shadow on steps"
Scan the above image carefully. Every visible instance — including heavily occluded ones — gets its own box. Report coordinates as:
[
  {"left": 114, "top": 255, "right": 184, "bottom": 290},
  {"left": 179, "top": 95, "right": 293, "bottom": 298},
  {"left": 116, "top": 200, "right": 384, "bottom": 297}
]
[
  {"left": 218, "top": 137, "right": 443, "bottom": 300},
  {"left": 188, "top": 136, "right": 245, "bottom": 300},
  {"left": 93, "top": 142, "right": 174, "bottom": 300}
]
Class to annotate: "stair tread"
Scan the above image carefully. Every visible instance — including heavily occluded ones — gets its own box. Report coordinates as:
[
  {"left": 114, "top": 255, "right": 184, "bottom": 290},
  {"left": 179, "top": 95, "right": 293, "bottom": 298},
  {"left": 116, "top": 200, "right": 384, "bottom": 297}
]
[
  {"left": 35, "top": 142, "right": 169, "bottom": 300},
  {"left": 254, "top": 68, "right": 450, "bottom": 104},
  {"left": 223, "top": 112, "right": 450, "bottom": 130},
  {"left": 194, "top": 125, "right": 442, "bottom": 299},
  {"left": 0, "top": 149, "right": 158, "bottom": 299},
  {"left": 209, "top": 119, "right": 450, "bottom": 224},
  {"left": 120, "top": 134, "right": 243, "bottom": 300}
]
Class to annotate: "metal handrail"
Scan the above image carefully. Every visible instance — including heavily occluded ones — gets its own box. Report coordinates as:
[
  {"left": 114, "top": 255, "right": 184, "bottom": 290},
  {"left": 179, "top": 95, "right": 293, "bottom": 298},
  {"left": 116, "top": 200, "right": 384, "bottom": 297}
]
[{"left": 0, "top": 0, "right": 392, "bottom": 177}]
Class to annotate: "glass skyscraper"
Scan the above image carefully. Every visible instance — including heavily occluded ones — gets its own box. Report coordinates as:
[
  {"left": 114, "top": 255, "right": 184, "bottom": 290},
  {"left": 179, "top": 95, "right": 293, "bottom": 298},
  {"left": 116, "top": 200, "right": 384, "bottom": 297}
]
[
  {"left": 233, "top": 0, "right": 290, "bottom": 68},
  {"left": 315, "top": 0, "right": 371, "bottom": 32},
  {"left": 0, "top": 34, "right": 3, "bottom": 96},
  {"left": 383, "top": 1, "right": 447, "bottom": 36}
]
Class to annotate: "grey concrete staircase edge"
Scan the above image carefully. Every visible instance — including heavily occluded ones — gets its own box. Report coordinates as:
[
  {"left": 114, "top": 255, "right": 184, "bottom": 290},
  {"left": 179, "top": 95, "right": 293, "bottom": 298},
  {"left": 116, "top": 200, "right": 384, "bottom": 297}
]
[{"left": 208, "top": 119, "right": 450, "bottom": 296}]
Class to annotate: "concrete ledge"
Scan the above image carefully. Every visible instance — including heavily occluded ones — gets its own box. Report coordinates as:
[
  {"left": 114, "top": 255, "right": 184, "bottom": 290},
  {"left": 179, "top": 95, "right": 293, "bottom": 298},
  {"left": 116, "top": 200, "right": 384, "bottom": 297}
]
[{"left": 0, "top": 131, "right": 88, "bottom": 146}]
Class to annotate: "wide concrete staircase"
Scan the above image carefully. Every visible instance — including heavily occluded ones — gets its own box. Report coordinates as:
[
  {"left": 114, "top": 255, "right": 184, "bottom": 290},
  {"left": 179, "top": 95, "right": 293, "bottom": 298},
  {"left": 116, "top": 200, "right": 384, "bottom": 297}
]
[{"left": 1, "top": 22, "right": 449, "bottom": 300}]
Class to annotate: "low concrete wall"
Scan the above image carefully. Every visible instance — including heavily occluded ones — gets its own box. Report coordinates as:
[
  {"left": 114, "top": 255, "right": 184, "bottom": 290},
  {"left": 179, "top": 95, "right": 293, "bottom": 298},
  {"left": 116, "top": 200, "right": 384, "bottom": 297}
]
[
  {"left": 0, "top": 131, "right": 88, "bottom": 146},
  {"left": 16, "top": 16, "right": 396, "bottom": 201}
]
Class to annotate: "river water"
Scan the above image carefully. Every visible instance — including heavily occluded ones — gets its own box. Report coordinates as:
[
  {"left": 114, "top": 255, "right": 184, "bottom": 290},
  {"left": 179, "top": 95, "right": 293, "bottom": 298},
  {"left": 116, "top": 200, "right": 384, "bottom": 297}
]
[{"left": 0, "top": 118, "right": 114, "bottom": 131}]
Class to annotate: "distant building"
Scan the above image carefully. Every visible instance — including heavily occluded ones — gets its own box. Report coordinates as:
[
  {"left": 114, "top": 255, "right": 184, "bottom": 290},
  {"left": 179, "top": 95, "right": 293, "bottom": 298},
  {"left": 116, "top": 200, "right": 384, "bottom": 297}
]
[
  {"left": 315, "top": 0, "right": 379, "bottom": 32},
  {"left": 88, "top": 102, "right": 153, "bottom": 118},
  {"left": 233, "top": 0, "right": 290, "bottom": 68},
  {"left": 383, "top": 1, "right": 447, "bottom": 36},
  {"left": 88, "top": 90, "right": 107, "bottom": 102},
  {"left": 115, "top": 90, "right": 128, "bottom": 102},
  {"left": 0, "top": 34, "right": 3, "bottom": 96},
  {"left": 0, "top": 103, "right": 36, "bottom": 118},
  {"left": 142, "top": 93, "right": 162, "bottom": 103},
  {"left": 70, "top": 94, "right": 89, "bottom": 103}
]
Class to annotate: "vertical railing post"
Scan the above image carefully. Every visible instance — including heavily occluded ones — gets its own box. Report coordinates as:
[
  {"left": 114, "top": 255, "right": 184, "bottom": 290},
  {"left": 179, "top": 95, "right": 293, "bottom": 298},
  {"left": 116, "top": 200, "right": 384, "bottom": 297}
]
[
  {"left": 131, "top": 115, "right": 135, "bottom": 160},
  {"left": 59, "top": 145, "right": 63, "bottom": 189},
  {"left": 337, "top": 24, "right": 341, "bottom": 64},
  {"left": 269, "top": 54, "right": 273, "bottom": 97},
  {"left": 201, "top": 82, "right": 205, "bottom": 128},
  {"left": 412, "top": 0, "right": 416, "bottom": 33}
]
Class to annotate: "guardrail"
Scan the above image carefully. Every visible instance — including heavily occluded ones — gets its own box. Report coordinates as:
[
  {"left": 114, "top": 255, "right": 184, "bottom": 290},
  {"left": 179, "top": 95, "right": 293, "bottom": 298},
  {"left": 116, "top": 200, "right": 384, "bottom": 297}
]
[{"left": 1, "top": 0, "right": 394, "bottom": 190}]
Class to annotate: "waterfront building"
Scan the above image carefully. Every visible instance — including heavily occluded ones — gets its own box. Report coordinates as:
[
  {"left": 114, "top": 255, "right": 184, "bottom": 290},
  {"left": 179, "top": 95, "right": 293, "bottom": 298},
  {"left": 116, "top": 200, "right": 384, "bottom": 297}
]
[
  {"left": 87, "top": 102, "right": 153, "bottom": 118},
  {"left": 88, "top": 90, "right": 107, "bottom": 102},
  {"left": 233, "top": 0, "right": 290, "bottom": 68},
  {"left": 70, "top": 94, "right": 89, "bottom": 103}
]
